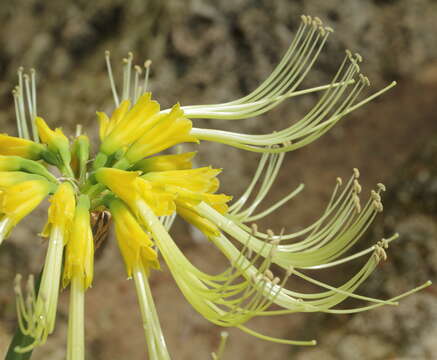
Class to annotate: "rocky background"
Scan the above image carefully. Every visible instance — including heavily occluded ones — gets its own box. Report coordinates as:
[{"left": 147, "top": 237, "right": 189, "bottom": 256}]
[{"left": 0, "top": 0, "right": 437, "bottom": 359}]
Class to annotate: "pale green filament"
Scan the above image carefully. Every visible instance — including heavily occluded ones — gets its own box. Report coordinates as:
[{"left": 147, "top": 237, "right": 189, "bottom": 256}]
[
  {"left": 211, "top": 331, "right": 229, "bottom": 360},
  {"left": 181, "top": 16, "right": 333, "bottom": 119},
  {"left": 137, "top": 200, "right": 317, "bottom": 346},
  {"left": 12, "top": 67, "right": 39, "bottom": 142},
  {"left": 105, "top": 51, "right": 153, "bottom": 107},
  {"left": 186, "top": 46, "right": 396, "bottom": 153},
  {"left": 13, "top": 274, "right": 49, "bottom": 353},
  {"left": 13, "top": 226, "right": 64, "bottom": 352}
]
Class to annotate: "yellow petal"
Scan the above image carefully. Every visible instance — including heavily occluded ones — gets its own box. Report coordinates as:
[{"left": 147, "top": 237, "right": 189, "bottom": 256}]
[
  {"left": 143, "top": 167, "right": 221, "bottom": 193},
  {"left": 63, "top": 195, "right": 94, "bottom": 289},
  {"left": 0, "top": 179, "right": 52, "bottom": 227},
  {"left": 47, "top": 182, "right": 76, "bottom": 237},
  {"left": 100, "top": 93, "right": 161, "bottom": 155},
  {"left": 109, "top": 198, "right": 159, "bottom": 277},
  {"left": 0, "top": 134, "right": 45, "bottom": 160},
  {"left": 95, "top": 167, "right": 141, "bottom": 209},
  {"left": 35, "top": 117, "right": 71, "bottom": 166},
  {"left": 176, "top": 201, "right": 220, "bottom": 238},
  {"left": 133, "top": 152, "right": 196, "bottom": 172},
  {"left": 125, "top": 103, "right": 198, "bottom": 163},
  {"left": 0, "top": 171, "right": 46, "bottom": 189},
  {"left": 96, "top": 112, "right": 110, "bottom": 141}
]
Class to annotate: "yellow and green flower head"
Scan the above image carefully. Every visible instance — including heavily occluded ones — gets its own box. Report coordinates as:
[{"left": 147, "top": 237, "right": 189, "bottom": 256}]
[{"left": 2, "top": 15, "right": 431, "bottom": 360}]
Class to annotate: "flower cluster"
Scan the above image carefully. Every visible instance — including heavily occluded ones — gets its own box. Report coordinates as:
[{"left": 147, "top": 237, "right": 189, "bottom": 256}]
[{"left": 1, "top": 15, "right": 430, "bottom": 360}]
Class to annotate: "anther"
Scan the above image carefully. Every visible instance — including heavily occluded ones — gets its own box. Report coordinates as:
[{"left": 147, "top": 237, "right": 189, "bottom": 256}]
[
  {"left": 264, "top": 269, "right": 274, "bottom": 281},
  {"left": 313, "top": 17, "right": 322, "bottom": 26},
  {"left": 14, "top": 274, "right": 23, "bottom": 294},
  {"left": 134, "top": 65, "right": 142, "bottom": 74},
  {"left": 353, "top": 179, "right": 362, "bottom": 194},
  {"left": 353, "top": 168, "right": 360, "bottom": 179},
  {"left": 378, "top": 238, "right": 389, "bottom": 249},
  {"left": 251, "top": 223, "right": 258, "bottom": 234},
  {"left": 371, "top": 190, "right": 381, "bottom": 202},
  {"left": 355, "top": 53, "right": 363, "bottom": 63},
  {"left": 353, "top": 194, "right": 361, "bottom": 213},
  {"left": 374, "top": 245, "right": 387, "bottom": 261},
  {"left": 373, "top": 200, "right": 383, "bottom": 212},
  {"left": 377, "top": 183, "right": 386, "bottom": 192},
  {"left": 144, "top": 60, "right": 152, "bottom": 68},
  {"left": 272, "top": 277, "right": 280, "bottom": 285}
]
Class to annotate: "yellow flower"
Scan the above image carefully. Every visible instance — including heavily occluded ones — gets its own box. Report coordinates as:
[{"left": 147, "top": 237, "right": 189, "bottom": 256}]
[
  {"left": 0, "top": 179, "right": 52, "bottom": 242},
  {"left": 36, "top": 117, "right": 71, "bottom": 168},
  {"left": 63, "top": 195, "right": 94, "bottom": 289},
  {"left": 0, "top": 133, "right": 45, "bottom": 159},
  {"left": 142, "top": 167, "right": 222, "bottom": 193},
  {"left": 124, "top": 103, "right": 199, "bottom": 164},
  {"left": 0, "top": 171, "right": 45, "bottom": 189},
  {"left": 62, "top": 197, "right": 92, "bottom": 360},
  {"left": 133, "top": 152, "right": 196, "bottom": 172},
  {"left": 13, "top": 183, "right": 76, "bottom": 352},
  {"left": 0, "top": 155, "right": 57, "bottom": 182},
  {"left": 42, "top": 181, "right": 76, "bottom": 238},
  {"left": 96, "top": 99, "right": 130, "bottom": 141},
  {"left": 95, "top": 167, "right": 176, "bottom": 216},
  {"left": 99, "top": 93, "right": 161, "bottom": 155},
  {"left": 109, "top": 198, "right": 159, "bottom": 277},
  {"left": 176, "top": 201, "right": 221, "bottom": 238}
]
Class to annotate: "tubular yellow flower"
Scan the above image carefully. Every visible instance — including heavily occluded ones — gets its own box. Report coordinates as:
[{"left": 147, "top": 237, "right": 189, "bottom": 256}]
[
  {"left": 95, "top": 167, "right": 176, "bottom": 216},
  {"left": 96, "top": 99, "right": 130, "bottom": 141},
  {"left": 63, "top": 195, "right": 94, "bottom": 360},
  {"left": 70, "top": 135, "right": 90, "bottom": 182},
  {"left": 63, "top": 195, "right": 94, "bottom": 289},
  {"left": 0, "top": 155, "right": 58, "bottom": 182},
  {"left": 0, "top": 133, "right": 45, "bottom": 159},
  {"left": 133, "top": 152, "right": 196, "bottom": 172},
  {"left": 109, "top": 198, "right": 159, "bottom": 277},
  {"left": 100, "top": 93, "right": 161, "bottom": 156},
  {"left": 124, "top": 103, "right": 199, "bottom": 164},
  {"left": 0, "top": 171, "right": 46, "bottom": 189},
  {"left": 14, "top": 183, "right": 76, "bottom": 353},
  {"left": 35, "top": 117, "right": 71, "bottom": 169},
  {"left": 0, "top": 179, "right": 52, "bottom": 243}
]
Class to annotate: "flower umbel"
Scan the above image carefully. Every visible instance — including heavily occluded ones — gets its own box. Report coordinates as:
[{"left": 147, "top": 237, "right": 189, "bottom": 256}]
[{"left": 2, "top": 15, "right": 431, "bottom": 360}]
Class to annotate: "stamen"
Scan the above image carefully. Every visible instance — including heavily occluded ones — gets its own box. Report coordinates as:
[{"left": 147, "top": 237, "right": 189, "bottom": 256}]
[
  {"left": 144, "top": 60, "right": 152, "bottom": 92},
  {"left": 133, "top": 65, "right": 143, "bottom": 103},
  {"left": 105, "top": 50, "right": 120, "bottom": 107},
  {"left": 211, "top": 331, "right": 229, "bottom": 360},
  {"left": 122, "top": 52, "right": 134, "bottom": 102},
  {"left": 13, "top": 274, "right": 51, "bottom": 352}
]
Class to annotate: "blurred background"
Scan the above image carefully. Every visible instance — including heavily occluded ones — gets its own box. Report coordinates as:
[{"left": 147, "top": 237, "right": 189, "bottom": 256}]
[{"left": 0, "top": 0, "right": 436, "bottom": 359}]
